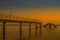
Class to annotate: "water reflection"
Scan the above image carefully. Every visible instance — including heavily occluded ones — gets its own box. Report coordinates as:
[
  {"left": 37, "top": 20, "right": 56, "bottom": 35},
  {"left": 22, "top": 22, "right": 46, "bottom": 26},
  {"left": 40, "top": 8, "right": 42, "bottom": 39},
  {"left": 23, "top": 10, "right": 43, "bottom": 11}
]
[{"left": 0, "top": 23, "right": 60, "bottom": 40}]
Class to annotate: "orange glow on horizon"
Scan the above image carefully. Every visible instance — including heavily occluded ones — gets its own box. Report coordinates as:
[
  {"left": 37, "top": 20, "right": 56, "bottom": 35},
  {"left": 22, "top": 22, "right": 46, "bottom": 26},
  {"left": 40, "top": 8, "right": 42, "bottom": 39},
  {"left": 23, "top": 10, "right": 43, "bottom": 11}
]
[{"left": 1, "top": 8, "right": 60, "bottom": 23}]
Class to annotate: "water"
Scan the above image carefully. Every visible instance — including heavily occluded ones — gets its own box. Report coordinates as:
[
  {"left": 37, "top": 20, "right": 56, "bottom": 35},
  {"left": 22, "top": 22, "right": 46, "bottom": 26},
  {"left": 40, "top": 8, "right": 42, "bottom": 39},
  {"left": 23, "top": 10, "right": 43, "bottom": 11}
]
[{"left": 0, "top": 23, "right": 60, "bottom": 40}]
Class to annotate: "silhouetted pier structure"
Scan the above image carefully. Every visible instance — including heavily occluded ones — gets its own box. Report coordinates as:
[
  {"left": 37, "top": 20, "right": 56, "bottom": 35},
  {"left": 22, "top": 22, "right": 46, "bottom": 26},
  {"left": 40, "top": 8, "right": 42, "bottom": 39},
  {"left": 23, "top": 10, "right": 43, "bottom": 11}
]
[
  {"left": 44, "top": 23, "right": 56, "bottom": 29},
  {"left": 0, "top": 13, "right": 42, "bottom": 40},
  {"left": 0, "top": 13, "right": 58, "bottom": 40}
]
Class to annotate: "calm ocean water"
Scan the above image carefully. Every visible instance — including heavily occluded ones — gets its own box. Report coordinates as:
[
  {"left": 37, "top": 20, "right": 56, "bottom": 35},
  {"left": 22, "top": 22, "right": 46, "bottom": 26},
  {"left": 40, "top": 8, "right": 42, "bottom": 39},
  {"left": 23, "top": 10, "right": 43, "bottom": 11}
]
[{"left": 0, "top": 23, "right": 60, "bottom": 40}]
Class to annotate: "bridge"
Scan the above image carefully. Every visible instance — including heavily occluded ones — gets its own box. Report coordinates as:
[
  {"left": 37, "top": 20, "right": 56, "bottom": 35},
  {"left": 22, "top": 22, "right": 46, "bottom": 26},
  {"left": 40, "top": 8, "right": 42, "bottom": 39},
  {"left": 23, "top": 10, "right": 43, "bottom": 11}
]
[{"left": 0, "top": 13, "right": 42, "bottom": 40}]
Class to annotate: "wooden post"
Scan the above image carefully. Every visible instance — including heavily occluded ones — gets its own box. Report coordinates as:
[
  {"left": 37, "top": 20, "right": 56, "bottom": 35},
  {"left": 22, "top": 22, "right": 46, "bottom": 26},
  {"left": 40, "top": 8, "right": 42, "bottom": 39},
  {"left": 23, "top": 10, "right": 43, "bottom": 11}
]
[
  {"left": 29, "top": 22, "right": 31, "bottom": 40},
  {"left": 20, "top": 21, "right": 22, "bottom": 40},
  {"left": 39, "top": 23, "right": 42, "bottom": 36},
  {"left": 3, "top": 21, "right": 6, "bottom": 40},
  {"left": 35, "top": 23, "right": 37, "bottom": 39}
]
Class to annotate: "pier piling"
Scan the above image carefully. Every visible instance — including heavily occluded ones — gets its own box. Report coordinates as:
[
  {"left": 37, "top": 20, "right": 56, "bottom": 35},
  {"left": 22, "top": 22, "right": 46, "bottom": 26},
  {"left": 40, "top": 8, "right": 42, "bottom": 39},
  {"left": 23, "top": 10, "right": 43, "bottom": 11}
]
[
  {"left": 29, "top": 22, "right": 31, "bottom": 40},
  {"left": 3, "top": 21, "right": 6, "bottom": 40},
  {"left": 20, "top": 22, "right": 22, "bottom": 40}
]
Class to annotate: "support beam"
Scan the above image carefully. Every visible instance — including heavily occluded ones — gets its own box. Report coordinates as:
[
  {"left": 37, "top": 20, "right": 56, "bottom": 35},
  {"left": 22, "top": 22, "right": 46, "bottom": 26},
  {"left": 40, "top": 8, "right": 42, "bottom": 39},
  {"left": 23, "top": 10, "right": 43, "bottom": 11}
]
[
  {"left": 35, "top": 23, "right": 37, "bottom": 38},
  {"left": 39, "top": 23, "right": 42, "bottom": 36},
  {"left": 29, "top": 22, "right": 31, "bottom": 40},
  {"left": 20, "top": 22, "right": 22, "bottom": 40},
  {"left": 3, "top": 21, "right": 6, "bottom": 40}
]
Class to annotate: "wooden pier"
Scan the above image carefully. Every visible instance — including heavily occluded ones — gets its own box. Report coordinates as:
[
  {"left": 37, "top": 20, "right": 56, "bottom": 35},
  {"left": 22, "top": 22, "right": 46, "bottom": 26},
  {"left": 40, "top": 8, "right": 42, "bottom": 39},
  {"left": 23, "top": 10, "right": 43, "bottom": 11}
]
[{"left": 0, "top": 14, "right": 42, "bottom": 40}]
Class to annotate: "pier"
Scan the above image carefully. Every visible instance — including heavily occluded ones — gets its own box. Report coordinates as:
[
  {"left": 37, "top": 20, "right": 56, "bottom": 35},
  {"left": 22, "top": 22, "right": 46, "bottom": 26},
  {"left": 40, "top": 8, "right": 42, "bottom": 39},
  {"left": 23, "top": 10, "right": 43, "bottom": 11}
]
[{"left": 0, "top": 13, "right": 42, "bottom": 40}]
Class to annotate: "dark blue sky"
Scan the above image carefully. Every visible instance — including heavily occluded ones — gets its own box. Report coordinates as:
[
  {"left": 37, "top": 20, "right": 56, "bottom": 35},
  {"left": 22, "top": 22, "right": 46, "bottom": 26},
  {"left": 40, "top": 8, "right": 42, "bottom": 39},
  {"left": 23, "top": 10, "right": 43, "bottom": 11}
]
[{"left": 0, "top": 0, "right": 60, "bottom": 8}]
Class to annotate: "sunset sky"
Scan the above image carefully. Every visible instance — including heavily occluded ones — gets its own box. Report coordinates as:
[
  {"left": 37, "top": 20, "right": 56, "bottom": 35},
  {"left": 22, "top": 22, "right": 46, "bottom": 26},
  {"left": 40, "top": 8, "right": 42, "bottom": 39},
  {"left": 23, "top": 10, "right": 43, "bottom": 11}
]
[{"left": 0, "top": 0, "right": 60, "bottom": 23}]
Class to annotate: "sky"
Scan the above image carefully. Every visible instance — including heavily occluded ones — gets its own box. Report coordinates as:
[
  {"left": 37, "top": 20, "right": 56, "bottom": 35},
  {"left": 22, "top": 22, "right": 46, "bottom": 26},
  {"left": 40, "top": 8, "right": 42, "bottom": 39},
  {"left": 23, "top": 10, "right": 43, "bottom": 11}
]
[
  {"left": 0, "top": 0, "right": 60, "bottom": 23},
  {"left": 0, "top": 0, "right": 60, "bottom": 8}
]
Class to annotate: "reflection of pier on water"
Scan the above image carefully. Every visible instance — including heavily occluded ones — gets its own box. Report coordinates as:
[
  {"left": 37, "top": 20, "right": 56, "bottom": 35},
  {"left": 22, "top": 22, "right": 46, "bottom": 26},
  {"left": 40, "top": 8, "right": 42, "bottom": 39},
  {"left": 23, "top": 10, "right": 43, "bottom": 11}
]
[{"left": 1, "top": 21, "right": 57, "bottom": 40}]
